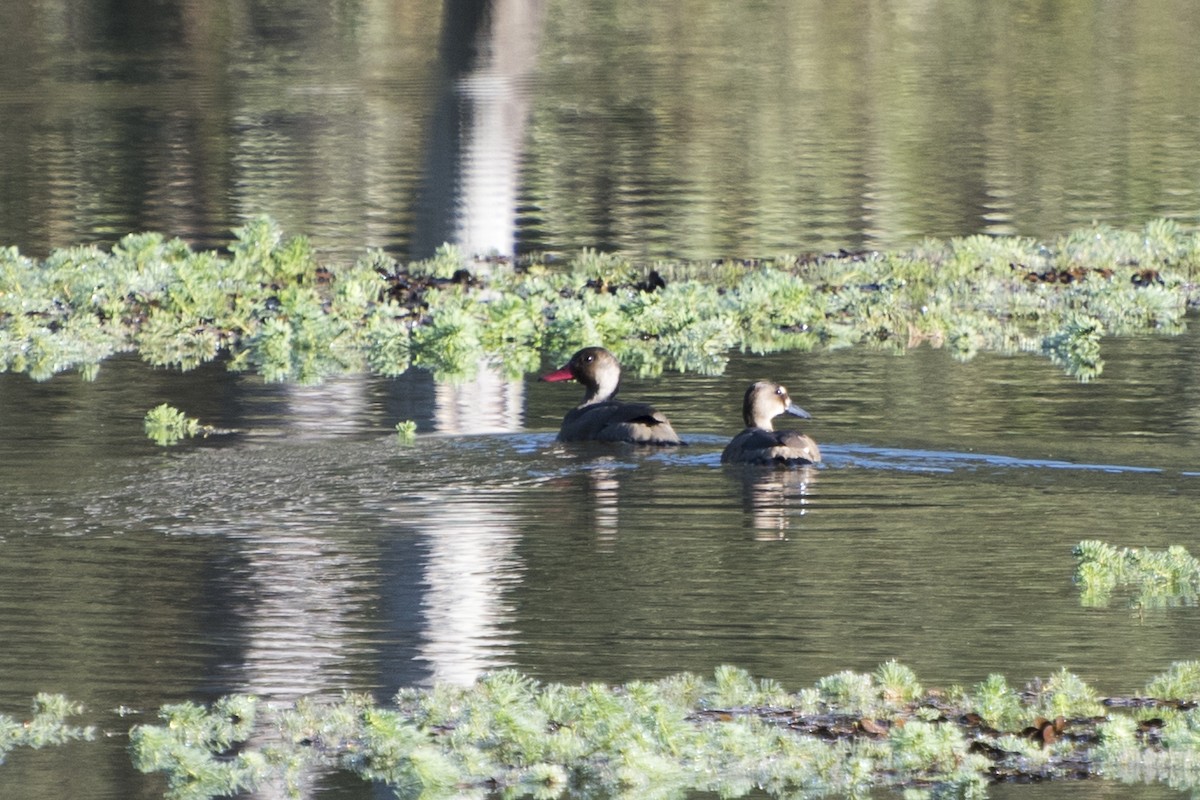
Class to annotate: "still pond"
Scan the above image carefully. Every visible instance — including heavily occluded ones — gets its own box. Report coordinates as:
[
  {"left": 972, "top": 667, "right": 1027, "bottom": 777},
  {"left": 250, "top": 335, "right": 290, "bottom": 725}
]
[
  {"left": 2, "top": 323, "right": 1199, "bottom": 797},
  {"left": 5, "top": 0, "right": 1200, "bottom": 797}
]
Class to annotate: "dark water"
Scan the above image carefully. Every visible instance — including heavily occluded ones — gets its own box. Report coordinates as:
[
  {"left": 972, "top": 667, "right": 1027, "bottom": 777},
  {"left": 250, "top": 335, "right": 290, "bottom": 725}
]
[
  {"left": 5, "top": 1, "right": 1200, "bottom": 798},
  {"left": 4, "top": 1, "right": 1200, "bottom": 263},
  {"left": 2, "top": 327, "right": 1200, "bottom": 798}
]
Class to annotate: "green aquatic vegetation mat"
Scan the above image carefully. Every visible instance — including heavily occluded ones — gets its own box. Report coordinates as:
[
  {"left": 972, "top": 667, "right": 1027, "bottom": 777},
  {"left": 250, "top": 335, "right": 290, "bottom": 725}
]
[
  {"left": 2, "top": 216, "right": 1198, "bottom": 383},
  {"left": 0, "top": 694, "right": 94, "bottom": 764},
  {"left": 112, "top": 662, "right": 1200, "bottom": 798},
  {"left": 1075, "top": 539, "right": 1200, "bottom": 610}
]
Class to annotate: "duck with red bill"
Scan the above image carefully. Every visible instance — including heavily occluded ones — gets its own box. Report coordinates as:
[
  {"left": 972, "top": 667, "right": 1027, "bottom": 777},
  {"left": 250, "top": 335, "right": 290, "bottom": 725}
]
[{"left": 540, "top": 347, "right": 683, "bottom": 445}]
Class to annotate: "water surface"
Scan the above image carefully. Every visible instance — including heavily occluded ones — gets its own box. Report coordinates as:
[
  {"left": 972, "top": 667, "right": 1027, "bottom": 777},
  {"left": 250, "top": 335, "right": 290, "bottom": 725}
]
[
  {"left": 3, "top": 1, "right": 1200, "bottom": 261},
  {"left": 4, "top": 1, "right": 1200, "bottom": 798},
  {"left": 2, "top": 328, "right": 1200, "bottom": 797}
]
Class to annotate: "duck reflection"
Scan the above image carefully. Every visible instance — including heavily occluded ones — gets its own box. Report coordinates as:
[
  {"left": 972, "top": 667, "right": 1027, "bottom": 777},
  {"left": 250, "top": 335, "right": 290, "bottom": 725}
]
[
  {"left": 735, "top": 465, "right": 819, "bottom": 540},
  {"left": 541, "top": 459, "right": 623, "bottom": 542}
]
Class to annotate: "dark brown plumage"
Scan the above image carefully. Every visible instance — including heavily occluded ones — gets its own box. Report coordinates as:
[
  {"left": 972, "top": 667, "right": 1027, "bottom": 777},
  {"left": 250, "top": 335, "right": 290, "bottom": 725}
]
[
  {"left": 540, "top": 347, "right": 682, "bottom": 445},
  {"left": 721, "top": 380, "right": 821, "bottom": 465}
]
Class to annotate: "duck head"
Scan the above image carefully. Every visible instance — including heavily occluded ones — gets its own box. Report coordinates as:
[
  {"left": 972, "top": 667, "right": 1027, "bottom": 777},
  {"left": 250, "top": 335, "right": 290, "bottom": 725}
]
[
  {"left": 540, "top": 347, "right": 622, "bottom": 405},
  {"left": 743, "top": 380, "right": 811, "bottom": 430}
]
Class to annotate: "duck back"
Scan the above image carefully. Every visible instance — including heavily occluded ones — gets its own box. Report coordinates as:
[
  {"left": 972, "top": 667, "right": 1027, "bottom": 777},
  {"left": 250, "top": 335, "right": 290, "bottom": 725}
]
[
  {"left": 559, "top": 401, "right": 682, "bottom": 445},
  {"left": 721, "top": 427, "right": 821, "bottom": 465}
]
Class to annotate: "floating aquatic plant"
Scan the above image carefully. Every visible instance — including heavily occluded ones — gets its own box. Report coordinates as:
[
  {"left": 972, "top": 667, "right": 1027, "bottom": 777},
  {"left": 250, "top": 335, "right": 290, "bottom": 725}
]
[
  {"left": 1144, "top": 662, "right": 1200, "bottom": 700},
  {"left": 395, "top": 420, "right": 417, "bottom": 443},
  {"left": 968, "top": 673, "right": 1026, "bottom": 731},
  {"left": 0, "top": 694, "right": 94, "bottom": 765},
  {"left": 2, "top": 217, "right": 1199, "bottom": 384},
  {"left": 1074, "top": 540, "right": 1200, "bottom": 610},
  {"left": 128, "top": 695, "right": 260, "bottom": 798},
  {"left": 118, "top": 662, "right": 1200, "bottom": 800},
  {"left": 144, "top": 403, "right": 216, "bottom": 447}
]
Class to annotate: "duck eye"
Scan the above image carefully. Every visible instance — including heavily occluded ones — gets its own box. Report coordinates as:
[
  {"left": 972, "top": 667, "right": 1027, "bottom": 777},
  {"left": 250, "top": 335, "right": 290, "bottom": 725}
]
[{"left": 776, "top": 387, "right": 785, "bottom": 396}]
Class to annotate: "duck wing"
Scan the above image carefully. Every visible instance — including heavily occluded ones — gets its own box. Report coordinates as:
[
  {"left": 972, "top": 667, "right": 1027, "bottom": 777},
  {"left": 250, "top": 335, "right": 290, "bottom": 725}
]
[
  {"left": 722, "top": 427, "right": 821, "bottom": 465},
  {"left": 559, "top": 401, "right": 683, "bottom": 445},
  {"left": 773, "top": 429, "right": 822, "bottom": 464}
]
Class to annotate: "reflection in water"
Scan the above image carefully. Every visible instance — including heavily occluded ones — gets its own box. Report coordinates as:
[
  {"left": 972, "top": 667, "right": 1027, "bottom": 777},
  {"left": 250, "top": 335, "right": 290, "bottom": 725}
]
[
  {"left": 414, "top": 0, "right": 545, "bottom": 261},
  {"left": 587, "top": 467, "right": 621, "bottom": 549},
  {"left": 6, "top": 337, "right": 1200, "bottom": 800},
  {"left": 5, "top": 4, "right": 1200, "bottom": 263},
  {"left": 434, "top": 364, "right": 525, "bottom": 433},
  {"left": 412, "top": 494, "right": 521, "bottom": 685},
  {"left": 539, "top": 450, "right": 641, "bottom": 550},
  {"left": 736, "top": 466, "right": 818, "bottom": 539},
  {"left": 281, "top": 374, "right": 373, "bottom": 437},
  {"left": 455, "top": 0, "right": 544, "bottom": 260},
  {"left": 270, "top": 356, "right": 524, "bottom": 437},
  {"left": 407, "top": 0, "right": 540, "bottom": 439},
  {"left": 206, "top": 460, "right": 524, "bottom": 696},
  {"left": 213, "top": 529, "right": 388, "bottom": 800},
  {"left": 217, "top": 529, "right": 375, "bottom": 701}
]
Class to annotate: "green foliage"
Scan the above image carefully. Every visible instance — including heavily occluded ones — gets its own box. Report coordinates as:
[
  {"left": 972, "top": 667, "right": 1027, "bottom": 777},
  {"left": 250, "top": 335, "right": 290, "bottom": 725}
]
[
  {"left": 144, "top": 403, "right": 216, "bottom": 446},
  {"left": 1094, "top": 713, "right": 1141, "bottom": 769},
  {"left": 395, "top": 419, "right": 417, "bottom": 444},
  {"left": 2, "top": 217, "right": 1198, "bottom": 384},
  {"left": 1074, "top": 539, "right": 1128, "bottom": 606},
  {"left": 708, "top": 665, "right": 789, "bottom": 708},
  {"left": 1145, "top": 661, "right": 1200, "bottom": 700},
  {"left": 814, "top": 670, "right": 879, "bottom": 713},
  {"left": 129, "top": 695, "right": 262, "bottom": 799},
  {"left": 1160, "top": 709, "right": 1200, "bottom": 751},
  {"left": 32, "top": 663, "right": 1200, "bottom": 799},
  {"left": 1031, "top": 669, "right": 1104, "bottom": 720},
  {"left": 479, "top": 293, "right": 546, "bottom": 378},
  {"left": 131, "top": 664, "right": 999, "bottom": 798},
  {"left": 413, "top": 243, "right": 466, "bottom": 279},
  {"left": 362, "top": 307, "right": 412, "bottom": 376},
  {"left": 1041, "top": 314, "right": 1105, "bottom": 381},
  {"left": 247, "top": 282, "right": 355, "bottom": 383},
  {"left": 409, "top": 293, "right": 485, "bottom": 380},
  {"left": 883, "top": 720, "right": 988, "bottom": 791},
  {"left": 876, "top": 660, "right": 923, "bottom": 704},
  {"left": 53, "top": 661, "right": 1200, "bottom": 798},
  {"left": 1074, "top": 540, "right": 1200, "bottom": 610},
  {"left": 0, "top": 694, "right": 95, "bottom": 765},
  {"left": 968, "top": 674, "right": 1024, "bottom": 730}
]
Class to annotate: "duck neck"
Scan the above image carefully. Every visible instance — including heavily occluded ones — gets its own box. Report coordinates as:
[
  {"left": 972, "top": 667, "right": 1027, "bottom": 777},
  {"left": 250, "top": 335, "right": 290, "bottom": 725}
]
[
  {"left": 744, "top": 403, "right": 774, "bottom": 431},
  {"left": 581, "top": 373, "right": 620, "bottom": 406}
]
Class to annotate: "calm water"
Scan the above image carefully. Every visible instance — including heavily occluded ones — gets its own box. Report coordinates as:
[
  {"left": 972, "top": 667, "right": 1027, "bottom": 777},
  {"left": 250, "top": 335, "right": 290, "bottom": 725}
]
[
  {"left": 4, "top": 1, "right": 1200, "bottom": 798},
  {"left": 2, "top": 329, "right": 1200, "bottom": 798},
  {"left": 3, "top": 1, "right": 1200, "bottom": 262}
]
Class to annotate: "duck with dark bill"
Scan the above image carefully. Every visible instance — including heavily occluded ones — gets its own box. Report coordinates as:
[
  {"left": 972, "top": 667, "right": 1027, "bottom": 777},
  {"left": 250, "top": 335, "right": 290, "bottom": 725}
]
[{"left": 721, "top": 381, "right": 820, "bottom": 466}]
